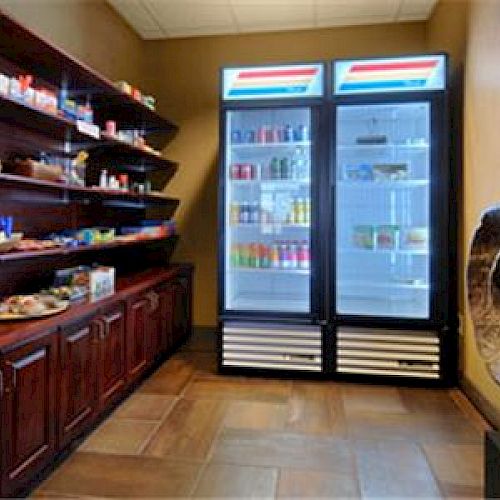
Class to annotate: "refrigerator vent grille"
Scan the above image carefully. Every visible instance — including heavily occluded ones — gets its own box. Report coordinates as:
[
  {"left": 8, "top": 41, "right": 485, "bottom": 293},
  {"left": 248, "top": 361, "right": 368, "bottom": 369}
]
[
  {"left": 336, "top": 327, "right": 440, "bottom": 379},
  {"left": 223, "top": 323, "right": 322, "bottom": 372}
]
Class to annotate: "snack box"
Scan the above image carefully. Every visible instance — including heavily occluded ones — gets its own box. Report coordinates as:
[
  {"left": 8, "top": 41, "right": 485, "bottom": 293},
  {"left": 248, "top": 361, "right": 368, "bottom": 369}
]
[
  {"left": 90, "top": 266, "right": 115, "bottom": 300},
  {"left": 376, "top": 225, "right": 399, "bottom": 250},
  {"left": 344, "top": 164, "right": 373, "bottom": 181},
  {"left": 373, "top": 163, "right": 409, "bottom": 181},
  {"left": 352, "top": 225, "right": 374, "bottom": 249}
]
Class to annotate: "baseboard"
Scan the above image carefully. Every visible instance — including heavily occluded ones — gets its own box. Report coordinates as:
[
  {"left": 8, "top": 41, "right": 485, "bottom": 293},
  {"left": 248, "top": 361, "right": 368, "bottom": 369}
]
[
  {"left": 460, "top": 376, "right": 500, "bottom": 430},
  {"left": 193, "top": 325, "right": 215, "bottom": 335}
]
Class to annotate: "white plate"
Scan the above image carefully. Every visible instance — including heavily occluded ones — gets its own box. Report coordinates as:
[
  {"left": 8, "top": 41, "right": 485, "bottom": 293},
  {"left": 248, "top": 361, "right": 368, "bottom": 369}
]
[{"left": 0, "top": 301, "right": 69, "bottom": 320}]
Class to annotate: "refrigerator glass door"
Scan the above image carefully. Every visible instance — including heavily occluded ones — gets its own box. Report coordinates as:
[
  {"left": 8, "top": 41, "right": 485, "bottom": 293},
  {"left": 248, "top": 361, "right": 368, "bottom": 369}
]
[
  {"left": 225, "top": 108, "right": 312, "bottom": 314},
  {"left": 336, "top": 102, "right": 431, "bottom": 318}
]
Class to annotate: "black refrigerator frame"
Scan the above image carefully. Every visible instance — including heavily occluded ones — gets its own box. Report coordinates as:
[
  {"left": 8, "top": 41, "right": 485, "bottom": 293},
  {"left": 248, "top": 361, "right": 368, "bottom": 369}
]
[
  {"left": 216, "top": 56, "right": 457, "bottom": 384},
  {"left": 329, "top": 54, "right": 457, "bottom": 385}
]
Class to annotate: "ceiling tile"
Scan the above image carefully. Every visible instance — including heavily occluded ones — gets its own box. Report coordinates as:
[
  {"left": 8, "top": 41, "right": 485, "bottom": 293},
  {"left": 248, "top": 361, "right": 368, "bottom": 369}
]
[
  {"left": 316, "top": 0, "right": 400, "bottom": 21},
  {"left": 107, "top": 0, "right": 161, "bottom": 32},
  {"left": 230, "top": 0, "right": 314, "bottom": 29},
  {"left": 145, "top": 0, "right": 234, "bottom": 31}
]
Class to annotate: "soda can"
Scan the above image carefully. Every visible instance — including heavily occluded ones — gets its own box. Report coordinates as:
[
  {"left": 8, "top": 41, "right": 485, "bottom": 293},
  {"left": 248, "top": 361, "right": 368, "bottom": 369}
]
[
  {"left": 230, "top": 163, "right": 240, "bottom": 180},
  {"left": 231, "top": 130, "right": 242, "bottom": 144},
  {"left": 244, "top": 129, "right": 255, "bottom": 143}
]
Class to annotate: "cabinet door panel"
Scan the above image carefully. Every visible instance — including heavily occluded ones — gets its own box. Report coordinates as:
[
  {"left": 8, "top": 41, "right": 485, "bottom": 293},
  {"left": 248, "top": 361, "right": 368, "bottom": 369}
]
[
  {"left": 59, "top": 319, "right": 97, "bottom": 448},
  {"left": 97, "top": 305, "right": 126, "bottom": 410},
  {"left": 0, "top": 334, "right": 57, "bottom": 496},
  {"left": 127, "top": 296, "right": 149, "bottom": 381}
]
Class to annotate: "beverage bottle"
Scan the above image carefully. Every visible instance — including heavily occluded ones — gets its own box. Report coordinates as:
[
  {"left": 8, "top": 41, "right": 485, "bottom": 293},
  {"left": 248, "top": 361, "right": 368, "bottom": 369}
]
[
  {"left": 252, "top": 243, "right": 260, "bottom": 268},
  {"left": 230, "top": 163, "right": 239, "bottom": 180},
  {"left": 230, "top": 202, "right": 240, "bottom": 225},
  {"left": 280, "top": 241, "right": 289, "bottom": 269},
  {"left": 284, "top": 124, "right": 293, "bottom": 142},
  {"left": 280, "top": 157, "right": 289, "bottom": 180},
  {"left": 240, "top": 244, "right": 249, "bottom": 267},
  {"left": 271, "top": 243, "right": 280, "bottom": 268},
  {"left": 252, "top": 163, "right": 261, "bottom": 180},
  {"left": 231, "top": 130, "right": 242, "bottom": 144},
  {"left": 265, "top": 127, "right": 274, "bottom": 143},
  {"left": 250, "top": 201, "right": 260, "bottom": 224},
  {"left": 290, "top": 159, "right": 298, "bottom": 180},
  {"left": 261, "top": 162, "right": 270, "bottom": 180},
  {"left": 242, "top": 163, "right": 252, "bottom": 180},
  {"left": 230, "top": 244, "right": 238, "bottom": 267},
  {"left": 245, "top": 129, "right": 255, "bottom": 143},
  {"left": 271, "top": 126, "right": 280, "bottom": 142},
  {"left": 298, "top": 240, "right": 310, "bottom": 269},
  {"left": 270, "top": 157, "right": 280, "bottom": 179},
  {"left": 257, "top": 126, "right": 266, "bottom": 143},
  {"left": 260, "top": 244, "right": 270, "bottom": 268},
  {"left": 295, "top": 198, "right": 303, "bottom": 224},
  {"left": 240, "top": 201, "right": 249, "bottom": 224},
  {"left": 289, "top": 241, "right": 298, "bottom": 269},
  {"left": 304, "top": 197, "right": 311, "bottom": 225}
]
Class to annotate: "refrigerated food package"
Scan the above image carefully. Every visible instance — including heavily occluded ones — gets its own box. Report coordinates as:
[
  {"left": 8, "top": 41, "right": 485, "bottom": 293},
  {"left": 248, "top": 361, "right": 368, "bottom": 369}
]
[
  {"left": 375, "top": 225, "right": 399, "bottom": 249},
  {"left": 373, "top": 163, "right": 409, "bottom": 181},
  {"left": 352, "top": 225, "right": 374, "bottom": 249},
  {"left": 343, "top": 164, "right": 373, "bottom": 181},
  {"left": 402, "top": 227, "right": 428, "bottom": 249}
]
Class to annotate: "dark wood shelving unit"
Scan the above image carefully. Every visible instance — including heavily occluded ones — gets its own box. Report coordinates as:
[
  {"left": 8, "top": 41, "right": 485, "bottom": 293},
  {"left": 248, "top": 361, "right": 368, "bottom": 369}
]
[
  {"left": 0, "top": 10, "right": 177, "bottom": 134},
  {"left": 0, "top": 9, "right": 190, "bottom": 499},
  {"left": 0, "top": 235, "right": 178, "bottom": 263}
]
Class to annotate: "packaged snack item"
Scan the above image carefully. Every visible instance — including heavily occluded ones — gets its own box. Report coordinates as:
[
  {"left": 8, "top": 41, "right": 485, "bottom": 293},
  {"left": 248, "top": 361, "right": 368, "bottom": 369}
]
[
  {"left": 376, "top": 225, "right": 399, "bottom": 249},
  {"left": 402, "top": 227, "right": 428, "bottom": 249},
  {"left": 353, "top": 225, "right": 374, "bottom": 249},
  {"left": 344, "top": 164, "right": 373, "bottom": 181},
  {"left": 373, "top": 163, "right": 409, "bottom": 181}
]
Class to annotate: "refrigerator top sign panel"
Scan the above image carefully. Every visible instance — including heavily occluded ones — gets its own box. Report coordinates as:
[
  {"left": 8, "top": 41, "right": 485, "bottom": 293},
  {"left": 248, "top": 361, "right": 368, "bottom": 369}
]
[
  {"left": 223, "top": 64, "right": 324, "bottom": 101},
  {"left": 334, "top": 55, "right": 446, "bottom": 95}
]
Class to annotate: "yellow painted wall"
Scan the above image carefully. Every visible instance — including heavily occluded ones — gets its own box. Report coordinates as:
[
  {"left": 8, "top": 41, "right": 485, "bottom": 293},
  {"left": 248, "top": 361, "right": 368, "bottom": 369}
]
[
  {"left": 0, "top": 0, "right": 144, "bottom": 85},
  {"left": 428, "top": 0, "right": 500, "bottom": 420},
  {"left": 143, "top": 22, "right": 428, "bottom": 326}
]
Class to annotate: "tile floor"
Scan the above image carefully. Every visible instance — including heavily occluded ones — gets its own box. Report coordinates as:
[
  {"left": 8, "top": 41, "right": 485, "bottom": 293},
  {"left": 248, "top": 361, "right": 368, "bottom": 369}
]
[{"left": 34, "top": 331, "right": 489, "bottom": 499}]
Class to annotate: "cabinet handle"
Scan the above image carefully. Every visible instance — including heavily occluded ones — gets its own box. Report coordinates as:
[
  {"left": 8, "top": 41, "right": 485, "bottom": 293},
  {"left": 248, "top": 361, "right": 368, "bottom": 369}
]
[
  {"left": 147, "top": 292, "right": 159, "bottom": 312},
  {"left": 96, "top": 319, "right": 106, "bottom": 340}
]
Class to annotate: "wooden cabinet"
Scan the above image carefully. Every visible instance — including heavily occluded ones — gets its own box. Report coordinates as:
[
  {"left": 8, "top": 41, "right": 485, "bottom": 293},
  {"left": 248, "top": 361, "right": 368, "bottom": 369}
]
[
  {"left": 127, "top": 294, "right": 151, "bottom": 381},
  {"left": 0, "top": 266, "right": 192, "bottom": 497},
  {"left": 58, "top": 317, "right": 98, "bottom": 449},
  {"left": 171, "top": 276, "right": 192, "bottom": 346},
  {"left": 96, "top": 304, "right": 127, "bottom": 411},
  {"left": 0, "top": 333, "right": 58, "bottom": 497}
]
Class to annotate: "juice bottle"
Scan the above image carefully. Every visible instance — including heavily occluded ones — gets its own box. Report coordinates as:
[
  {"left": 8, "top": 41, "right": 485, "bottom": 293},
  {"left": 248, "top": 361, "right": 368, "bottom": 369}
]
[
  {"left": 289, "top": 241, "right": 298, "bottom": 269},
  {"left": 250, "top": 201, "right": 260, "bottom": 224},
  {"left": 240, "top": 244, "right": 249, "bottom": 267},
  {"left": 230, "top": 202, "right": 240, "bottom": 225},
  {"left": 295, "top": 198, "right": 304, "bottom": 224},
  {"left": 270, "top": 243, "right": 280, "bottom": 268},
  {"left": 260, "top": 244, "right": 270, "bottom": 268},
  {"left": 280, "top": 241, "right": 289, "bottom": 269},
  {"left": 280, "top": 157, "right": 289, "bottom": 179},
  {"left": 251, "top": 243, "right": 260, "bottom": 268},
  {"left": 298, "top": 240, "right": 310, "bottom": 269},
  {"left": 304, "top": 198, "right": 311, "bottom": 225},
  {"left": 230, "top": 244, "right": 239, "bottom": 267},
  {"left": 240, "top": 201, "right": 249, "bottom": 224}
]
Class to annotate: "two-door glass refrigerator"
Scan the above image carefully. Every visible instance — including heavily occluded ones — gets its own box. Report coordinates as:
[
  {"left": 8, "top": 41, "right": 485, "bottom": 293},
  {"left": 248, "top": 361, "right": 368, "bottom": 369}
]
[
  {"left": 218, "top": 63, "right": 326, "bottom": 373},
  {"left": 218, "top": 55, "right": 456, "bottom": 382}
]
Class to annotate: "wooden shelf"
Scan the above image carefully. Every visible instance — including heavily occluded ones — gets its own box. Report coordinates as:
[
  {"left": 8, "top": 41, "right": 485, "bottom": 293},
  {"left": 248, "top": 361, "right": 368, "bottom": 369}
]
[
  {"left": 91, "top": 135, "right": 177, "bottom": 171},
  {"left": 0, "top": 235, "right": 178, "bottom": 263},
  {"left": 0, "top": 173, "right": 179, "bottom": 207},
  {"left": 0, "top": 10, "right": 177, "bottom": 134}
]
